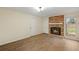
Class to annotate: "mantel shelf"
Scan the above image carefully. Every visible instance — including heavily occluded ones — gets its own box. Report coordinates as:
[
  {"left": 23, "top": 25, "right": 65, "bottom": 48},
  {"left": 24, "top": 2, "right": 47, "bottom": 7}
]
[{"left": 49, "top": 23, "right": 63, "bottom": 25}]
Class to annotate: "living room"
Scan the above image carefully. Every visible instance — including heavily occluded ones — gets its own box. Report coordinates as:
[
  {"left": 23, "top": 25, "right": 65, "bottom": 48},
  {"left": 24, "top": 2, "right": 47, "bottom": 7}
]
[{"left": 0, "top": 7, "right": 79, "bottom": 51}]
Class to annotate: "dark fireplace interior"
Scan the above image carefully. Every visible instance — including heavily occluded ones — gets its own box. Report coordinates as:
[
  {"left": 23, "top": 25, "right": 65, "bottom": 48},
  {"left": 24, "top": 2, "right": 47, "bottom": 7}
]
[{"left": 50, "top": 27, "right": 61, "bottom": 35}]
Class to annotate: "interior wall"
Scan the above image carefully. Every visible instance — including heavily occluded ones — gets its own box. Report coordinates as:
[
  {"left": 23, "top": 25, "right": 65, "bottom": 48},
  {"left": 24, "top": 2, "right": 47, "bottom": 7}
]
[
  {"left": 43, "top": 17, "right": 49, "bottom": 33},
  {"left": 0, "top": 8, "right": 43, "bottom": 45}
]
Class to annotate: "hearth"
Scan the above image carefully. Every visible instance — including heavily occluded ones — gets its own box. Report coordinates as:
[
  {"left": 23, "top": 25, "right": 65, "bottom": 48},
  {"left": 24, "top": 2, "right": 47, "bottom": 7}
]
[{"left": 50, "top": 27, "right": 61, "bottom": 35}]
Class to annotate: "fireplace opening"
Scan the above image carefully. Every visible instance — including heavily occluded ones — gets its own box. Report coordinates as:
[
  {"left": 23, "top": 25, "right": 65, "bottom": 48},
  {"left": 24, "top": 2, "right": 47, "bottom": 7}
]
[{"left": 50, "top": 27, "right": 61, "bottom": 35}]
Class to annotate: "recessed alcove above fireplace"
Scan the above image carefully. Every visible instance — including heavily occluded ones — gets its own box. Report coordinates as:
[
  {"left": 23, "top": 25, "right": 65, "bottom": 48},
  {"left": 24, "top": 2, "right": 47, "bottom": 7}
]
[{"left": 49, "top": 15, "right": 64, "bottom": 36}]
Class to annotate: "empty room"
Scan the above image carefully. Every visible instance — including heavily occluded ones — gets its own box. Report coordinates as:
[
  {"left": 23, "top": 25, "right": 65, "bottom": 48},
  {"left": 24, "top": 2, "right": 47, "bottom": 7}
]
[{"left": 0, "top": 7, "right": 79, "bottom": 51}]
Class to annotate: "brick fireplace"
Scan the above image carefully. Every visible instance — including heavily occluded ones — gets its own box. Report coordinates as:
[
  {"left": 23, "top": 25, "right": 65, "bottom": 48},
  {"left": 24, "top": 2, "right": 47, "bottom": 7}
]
[{"left": 49, "top": 15, "right": 64, "bottom": 36}]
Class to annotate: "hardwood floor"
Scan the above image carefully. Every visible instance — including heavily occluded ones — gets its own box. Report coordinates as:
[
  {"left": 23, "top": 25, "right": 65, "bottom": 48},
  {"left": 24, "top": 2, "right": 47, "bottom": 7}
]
[{"left": 0, "top": 33, "right": 79, "bottom": 51}]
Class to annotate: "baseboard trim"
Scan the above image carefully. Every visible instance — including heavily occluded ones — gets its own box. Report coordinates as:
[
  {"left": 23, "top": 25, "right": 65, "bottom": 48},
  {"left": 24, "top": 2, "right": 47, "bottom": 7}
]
[{"left": 0, "top": 33, "right": 43, "bottom": 46}]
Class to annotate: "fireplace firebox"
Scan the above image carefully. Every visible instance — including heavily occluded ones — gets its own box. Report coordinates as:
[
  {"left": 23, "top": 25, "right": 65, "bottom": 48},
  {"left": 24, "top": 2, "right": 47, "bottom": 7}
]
[{"left": 50, "top": 27, "right": 61, "bottom": 35}]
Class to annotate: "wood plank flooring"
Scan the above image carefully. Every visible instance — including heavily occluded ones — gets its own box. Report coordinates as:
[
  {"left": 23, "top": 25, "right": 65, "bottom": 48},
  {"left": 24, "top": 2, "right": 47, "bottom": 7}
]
[{"left": 0, "top": 33, "right": 79, "bottom": 51}]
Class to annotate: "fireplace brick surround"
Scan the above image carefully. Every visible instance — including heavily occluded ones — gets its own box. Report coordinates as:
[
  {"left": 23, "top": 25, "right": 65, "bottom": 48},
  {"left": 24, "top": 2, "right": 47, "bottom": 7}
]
[{"left": 49, "top": 15, "right": 64, "bottom": 36}]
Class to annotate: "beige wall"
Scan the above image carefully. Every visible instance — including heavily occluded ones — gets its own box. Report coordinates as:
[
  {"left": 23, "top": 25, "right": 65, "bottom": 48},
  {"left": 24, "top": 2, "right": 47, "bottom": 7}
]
[
  {"left": 43, "top": 17, "right": 49, "bottom": 33},
  {"left": 0, "top": 8, "right": 43, "bottom": 45}
]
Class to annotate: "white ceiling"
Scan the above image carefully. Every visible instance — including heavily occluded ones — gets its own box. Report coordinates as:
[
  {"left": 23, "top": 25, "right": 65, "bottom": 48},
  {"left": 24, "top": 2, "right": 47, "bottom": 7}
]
[{"left": 4, "top": 7, "right": 79, "bottom": 17}]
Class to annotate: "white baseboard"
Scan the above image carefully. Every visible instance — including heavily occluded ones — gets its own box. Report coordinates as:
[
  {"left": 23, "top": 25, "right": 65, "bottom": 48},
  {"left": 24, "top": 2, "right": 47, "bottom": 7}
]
[
  {"left": 0, "top": 33, "right": 43, "bottom": 46},
  {"left": 0, "top": 35, "right": 30, "bottom": 46}
]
